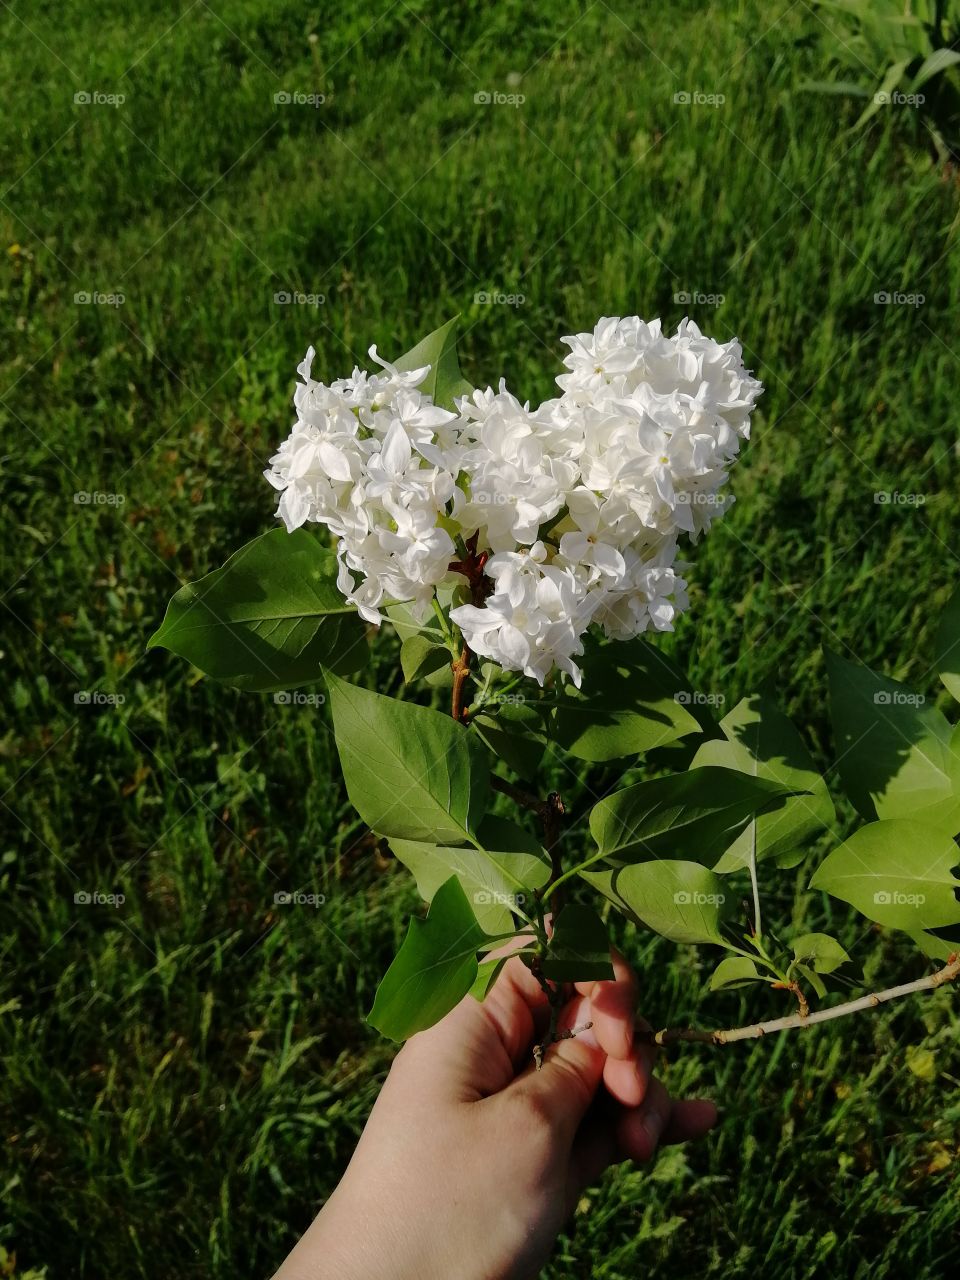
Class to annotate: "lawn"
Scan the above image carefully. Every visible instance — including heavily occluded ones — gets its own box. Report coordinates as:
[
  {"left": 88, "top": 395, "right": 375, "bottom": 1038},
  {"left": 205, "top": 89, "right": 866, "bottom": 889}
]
[{"left": 2, "top": 1, "right": 960, "bottom": 1277}]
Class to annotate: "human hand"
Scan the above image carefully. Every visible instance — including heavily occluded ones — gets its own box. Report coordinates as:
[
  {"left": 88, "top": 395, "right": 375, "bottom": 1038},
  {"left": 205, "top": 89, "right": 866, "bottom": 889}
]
[{"left": 274, "top": 946, "right": 717, "bottom": 1280}]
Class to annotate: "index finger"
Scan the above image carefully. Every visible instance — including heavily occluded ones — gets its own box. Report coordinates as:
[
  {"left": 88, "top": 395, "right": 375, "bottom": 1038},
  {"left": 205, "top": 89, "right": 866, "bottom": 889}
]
[{"left": 573, "top": 946, "right": 639, "bottom": 1061}]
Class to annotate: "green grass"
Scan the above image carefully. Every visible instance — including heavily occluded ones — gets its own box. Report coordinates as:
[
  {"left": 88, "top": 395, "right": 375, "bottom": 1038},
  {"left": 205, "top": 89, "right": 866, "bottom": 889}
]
[{"left": 2, "top": 1, "right": 960, "bottom": 1276}]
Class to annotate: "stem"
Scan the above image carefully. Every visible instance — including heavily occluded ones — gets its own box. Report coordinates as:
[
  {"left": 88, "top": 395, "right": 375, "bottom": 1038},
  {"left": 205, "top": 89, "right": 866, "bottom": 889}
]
[
  {"left": 638, "top": 955, "right": 960, "bottom": 1047},
  {"left": 451, "top": 642, "right": 471, "bottom": 722},
  {"left": 540, "top": 847, "right": 605, "bottom": 906},
  {"left": 747, "top": 823, "right": 762, "bottom": 939},
  {"left": 431, "top": 595, "right": 456, "bottom": 651},
  {"left": 490, "top": 774, "right": 544, "bottom": 814},
  {"left": 469, "top": 662, "right": 496, "bottom": 715},
  {"left": 541, "top": 792, "right": 564, "bottom": 900},
  {"left": 446, "top": 537, "right": 491, "bottom": 724},
  {"left": 490, "top": 778, "right": 565, "bottom": 910}
]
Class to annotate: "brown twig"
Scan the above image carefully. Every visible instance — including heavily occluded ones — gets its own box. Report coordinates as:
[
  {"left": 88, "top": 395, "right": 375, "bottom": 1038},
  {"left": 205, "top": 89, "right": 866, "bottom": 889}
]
[
  {"left": 447, "top": 535, "right": 491, "bottom": 724},
  {"left": 490, "top": 774, "right": 543, "bottom": 813},
  {"left": 637, "top": 955, "right": 960, "bottom": 1047},
  {"left": 451, "top": 643, "right": 471, "bottom": 723},
  {"left": 773, "top": 978, "right": 810, "bottom": 1020},
  {"left": 529, "top": 953, "right": 579, "bottom": 1069}
]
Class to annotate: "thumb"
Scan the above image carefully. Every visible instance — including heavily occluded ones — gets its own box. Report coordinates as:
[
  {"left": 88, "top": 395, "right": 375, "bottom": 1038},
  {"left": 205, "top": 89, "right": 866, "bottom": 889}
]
[{"left": 510, "top": 994, "right": 604, "bottom": 1147}]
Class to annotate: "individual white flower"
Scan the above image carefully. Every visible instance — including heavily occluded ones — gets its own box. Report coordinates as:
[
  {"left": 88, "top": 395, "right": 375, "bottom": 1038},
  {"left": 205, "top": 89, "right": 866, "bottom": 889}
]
[
  {"left": 556, "top": 315, "right": 663, "bottom": 397},
  {"left": 450, "top": 542, "right": 591, "bottom": 686}
]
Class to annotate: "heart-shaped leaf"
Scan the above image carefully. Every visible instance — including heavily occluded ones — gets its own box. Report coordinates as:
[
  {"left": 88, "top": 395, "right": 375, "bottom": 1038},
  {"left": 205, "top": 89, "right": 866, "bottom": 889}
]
[
  {"left": 148, "top": 529, "right": 368, "bottom": 690},
  {"left": 325, "top": 672, "right": 489, "bottom": 845},
  {"left": 582, "top": 860, "right": 733, "bottom": 945}
]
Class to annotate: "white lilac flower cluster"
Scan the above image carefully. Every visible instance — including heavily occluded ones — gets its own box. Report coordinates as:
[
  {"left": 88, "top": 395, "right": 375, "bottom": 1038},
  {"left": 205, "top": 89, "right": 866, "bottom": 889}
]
[{"left": 264, "top": 317, "right": 763, "bottom": 686}]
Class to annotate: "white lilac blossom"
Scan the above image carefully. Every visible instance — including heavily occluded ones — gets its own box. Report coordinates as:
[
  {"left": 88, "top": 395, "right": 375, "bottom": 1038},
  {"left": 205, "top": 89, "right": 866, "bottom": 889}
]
[
  {"left": 264, "top": 345, "right": 460, "bottom": 624},
  {"left": 264, "top": 317, "right": 763, "bottom": 683}
]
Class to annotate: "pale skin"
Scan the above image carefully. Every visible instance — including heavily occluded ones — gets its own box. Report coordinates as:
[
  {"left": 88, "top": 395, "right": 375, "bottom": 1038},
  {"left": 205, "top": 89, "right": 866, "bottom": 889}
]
[{"left": 274, "top": 946, "right": 717, "bottom": 1280}]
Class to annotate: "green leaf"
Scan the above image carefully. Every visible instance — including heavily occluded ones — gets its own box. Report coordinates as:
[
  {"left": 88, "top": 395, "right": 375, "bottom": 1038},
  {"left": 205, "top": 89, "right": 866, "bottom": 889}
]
[
  {"left": 907, "top": 929, "right": 959, "bottom": 962},
  {"left": 550, "top": 639, "right": 701, "bottom": 762},
  {"left": 368, "top": 877, "right": 488, "bottom": 1041},
  {"left": 383, "top": 600, "right": 445, "bottom": 645},
  {"left": 791, "top": 932, "right": 850, "bottom": 974},
  {"left": 389, "top": 816, "right": 549, "bottom": 934},
  {"left": 469, "top": 955, "right": 512, "bottom": 1001},
  {"left": 393, "top": 315, "right": 472, "bottom": 411},
  {"left": 148, "top": 529, "right": 368, "bottom": 690},
  {"left": 709, "top": 956, "right": 763, "bottom": 990},
  {"left": 582, "top": 860, "right": 733, "bottom": 945},
  {"left": 541, "top": 904, "right": 614, "bottom": 982},
  {"left": 400, "top": 634, "right": 450, "bottom": 684},
  {"left": 471, "top": 700, "right": 546, "bottom": 782},
  {"left": 934, "top": 582, "right": 960, "bottom": 703},
  {"left": 588, "top": 768, "right": 798, "bottom": 867},
  {"left": 809, "top": 819, "right": 960, "bottom": 933},
  {"left": 693, "top": 694, "right": 835, "bottom": 871},
  {"left": 325, "top": 672, "right": 489, "bottom": 844},
  {"left": 794, "top": 963, "right": 827, "bottom": 1000},
  {"left": 825, "top": 650, "right": 960, "bottom": 836}
]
